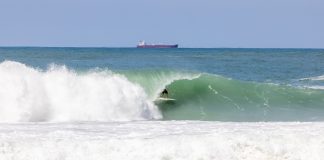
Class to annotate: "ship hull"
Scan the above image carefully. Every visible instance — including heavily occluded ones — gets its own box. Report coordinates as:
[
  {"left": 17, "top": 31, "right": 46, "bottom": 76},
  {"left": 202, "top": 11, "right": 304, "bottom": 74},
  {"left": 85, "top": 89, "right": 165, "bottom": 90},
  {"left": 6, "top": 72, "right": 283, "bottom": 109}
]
[{"left": 137, "top": 44, "right": 178, "bottom": 48}]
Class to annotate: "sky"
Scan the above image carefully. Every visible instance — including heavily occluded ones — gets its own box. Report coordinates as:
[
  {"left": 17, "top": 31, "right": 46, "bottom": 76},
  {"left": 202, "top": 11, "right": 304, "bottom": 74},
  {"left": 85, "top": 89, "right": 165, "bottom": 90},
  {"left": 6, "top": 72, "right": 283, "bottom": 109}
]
[{"left": 0, "top": 0, "right": 323, "bottom": 48}]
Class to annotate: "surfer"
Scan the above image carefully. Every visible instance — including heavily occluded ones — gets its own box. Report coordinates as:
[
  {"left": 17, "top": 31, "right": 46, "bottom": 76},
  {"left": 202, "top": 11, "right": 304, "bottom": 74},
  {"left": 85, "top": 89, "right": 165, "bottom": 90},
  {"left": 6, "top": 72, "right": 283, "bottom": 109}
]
[{"left": 160, "top": 88, "right": 168, "bottom": 98}]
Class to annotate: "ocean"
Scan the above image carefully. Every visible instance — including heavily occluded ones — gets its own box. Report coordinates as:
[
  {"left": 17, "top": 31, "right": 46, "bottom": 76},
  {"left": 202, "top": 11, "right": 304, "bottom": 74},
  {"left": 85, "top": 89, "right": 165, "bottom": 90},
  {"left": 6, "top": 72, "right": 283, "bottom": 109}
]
[{"left": 0, "top": 47, "right": 324, "bottom": 159}]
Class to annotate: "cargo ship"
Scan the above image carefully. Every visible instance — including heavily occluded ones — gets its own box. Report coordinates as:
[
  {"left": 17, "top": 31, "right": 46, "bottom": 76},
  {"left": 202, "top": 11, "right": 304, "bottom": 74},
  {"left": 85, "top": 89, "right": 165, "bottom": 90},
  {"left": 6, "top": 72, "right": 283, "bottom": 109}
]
[{"left": 137, "top": 41, "right": 178, "bottom": 48}]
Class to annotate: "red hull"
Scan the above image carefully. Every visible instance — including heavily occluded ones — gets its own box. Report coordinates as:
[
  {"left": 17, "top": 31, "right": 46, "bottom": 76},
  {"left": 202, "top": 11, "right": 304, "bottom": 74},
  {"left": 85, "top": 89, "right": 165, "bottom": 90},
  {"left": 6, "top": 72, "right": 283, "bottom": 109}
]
[{"left": 137, "top": 44, "right": 178, "bottom": 48}]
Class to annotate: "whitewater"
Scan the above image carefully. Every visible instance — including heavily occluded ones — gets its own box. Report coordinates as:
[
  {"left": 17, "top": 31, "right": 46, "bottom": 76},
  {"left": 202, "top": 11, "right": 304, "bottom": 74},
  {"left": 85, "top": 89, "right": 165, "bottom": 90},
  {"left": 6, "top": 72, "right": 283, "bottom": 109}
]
[
  {"left": 0, "top": 61, "right": 161, "bottom": 122},
  {"left": 1, "top": 47, "right": 324, "bottom": 159},
  {"left": 1, "top": 121, "right": 324, "bottom": 160}
]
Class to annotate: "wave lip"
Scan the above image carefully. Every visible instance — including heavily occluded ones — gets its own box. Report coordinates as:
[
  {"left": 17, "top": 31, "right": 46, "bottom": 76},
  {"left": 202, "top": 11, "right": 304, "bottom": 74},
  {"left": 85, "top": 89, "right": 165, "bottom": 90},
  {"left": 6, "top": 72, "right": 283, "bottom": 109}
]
[
  {"left": 122, "top": 70, "right": 201, "bottom": 99},
  {"left": 0, "top": 61, "right": 161, "bottom": 122}
]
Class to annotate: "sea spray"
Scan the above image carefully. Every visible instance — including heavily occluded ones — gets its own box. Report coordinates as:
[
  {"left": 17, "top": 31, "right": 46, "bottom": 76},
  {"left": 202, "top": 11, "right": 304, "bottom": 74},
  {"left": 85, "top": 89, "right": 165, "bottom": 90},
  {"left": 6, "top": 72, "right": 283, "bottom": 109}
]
[{"left": 0, "top": 61, "right": 161, "bottom": 122}]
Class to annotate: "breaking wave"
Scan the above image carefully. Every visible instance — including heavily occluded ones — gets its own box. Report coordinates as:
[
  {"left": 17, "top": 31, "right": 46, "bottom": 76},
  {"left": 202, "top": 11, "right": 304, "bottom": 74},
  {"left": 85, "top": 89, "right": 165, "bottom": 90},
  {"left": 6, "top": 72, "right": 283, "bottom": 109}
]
[
  {"left": 0, "top": 61, "right": 161, "bottom": 122},
  {"left": 155, "top": 74, "right": 324, "bottom": 121},
  {"left": 1, "top": 61, "right": 324, "bottom": 122},
  {"left": 300, "top": 75, "right": 324, "bottom": 81}
]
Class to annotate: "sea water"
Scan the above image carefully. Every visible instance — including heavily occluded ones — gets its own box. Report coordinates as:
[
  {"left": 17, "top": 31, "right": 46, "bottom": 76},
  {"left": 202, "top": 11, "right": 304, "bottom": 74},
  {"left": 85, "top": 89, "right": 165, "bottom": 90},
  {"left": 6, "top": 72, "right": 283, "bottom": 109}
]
[{"left": 0, "top": 47, "right": 324, "bottom": 159}]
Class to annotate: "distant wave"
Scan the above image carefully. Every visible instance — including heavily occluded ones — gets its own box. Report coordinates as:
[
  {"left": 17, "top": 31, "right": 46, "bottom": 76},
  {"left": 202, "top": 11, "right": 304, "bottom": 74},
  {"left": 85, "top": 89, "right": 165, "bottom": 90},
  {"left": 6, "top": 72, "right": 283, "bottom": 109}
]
[
  {"left": 303, "top": 85, "right": 324, "bottom": 90},
  {"left": 300, "top": 75, "right": 324, "bottom": 81},
  {"left": 298, "top": 75, "right": 324, "bottom": 90}
]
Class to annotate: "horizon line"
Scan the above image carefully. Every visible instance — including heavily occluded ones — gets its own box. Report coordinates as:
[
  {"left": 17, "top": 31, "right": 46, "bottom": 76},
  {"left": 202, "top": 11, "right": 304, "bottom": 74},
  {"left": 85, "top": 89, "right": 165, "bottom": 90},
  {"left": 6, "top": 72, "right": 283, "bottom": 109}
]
[{"left": 0, "top": 45, "right": 324, "bottom": 50}]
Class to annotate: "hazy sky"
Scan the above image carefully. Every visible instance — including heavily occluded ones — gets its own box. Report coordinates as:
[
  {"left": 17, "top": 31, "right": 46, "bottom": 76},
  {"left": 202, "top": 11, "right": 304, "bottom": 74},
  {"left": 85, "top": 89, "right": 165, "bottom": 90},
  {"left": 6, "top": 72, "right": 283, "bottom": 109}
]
[{"left": 0, "top": 0, "right": 323, "bottom": 48}]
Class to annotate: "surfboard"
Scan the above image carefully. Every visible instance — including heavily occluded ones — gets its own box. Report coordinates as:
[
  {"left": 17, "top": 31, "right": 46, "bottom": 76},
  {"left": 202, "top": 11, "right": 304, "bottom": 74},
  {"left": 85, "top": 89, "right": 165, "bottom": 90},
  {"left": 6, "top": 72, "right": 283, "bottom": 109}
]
[{"left": 155, "top": 97, "right": 176, "bottom": 101}]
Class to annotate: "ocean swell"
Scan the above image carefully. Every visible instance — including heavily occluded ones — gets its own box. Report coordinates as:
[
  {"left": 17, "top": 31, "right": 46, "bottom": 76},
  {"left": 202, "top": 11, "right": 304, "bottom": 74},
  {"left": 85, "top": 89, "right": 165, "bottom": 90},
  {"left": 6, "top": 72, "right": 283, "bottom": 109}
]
[{"left": 157, "top": 74, "right": 324, "bottom": 121}]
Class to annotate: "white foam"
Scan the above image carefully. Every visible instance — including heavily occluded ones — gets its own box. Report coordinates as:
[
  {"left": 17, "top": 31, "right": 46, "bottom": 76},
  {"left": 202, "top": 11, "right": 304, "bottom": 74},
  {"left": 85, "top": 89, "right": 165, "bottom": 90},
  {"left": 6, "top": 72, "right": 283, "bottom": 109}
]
[
  {"left": 304, "top": 85, "right": 324, "bottom": 90},
  {"left": 0, "top": 121, "right": 323, "bottom": 160},
  {"left": 300, "top": 75, "right": 324, "bottom": 81},
  {"left": 0, "top": 61, "right": 161, "bottom": 122}
]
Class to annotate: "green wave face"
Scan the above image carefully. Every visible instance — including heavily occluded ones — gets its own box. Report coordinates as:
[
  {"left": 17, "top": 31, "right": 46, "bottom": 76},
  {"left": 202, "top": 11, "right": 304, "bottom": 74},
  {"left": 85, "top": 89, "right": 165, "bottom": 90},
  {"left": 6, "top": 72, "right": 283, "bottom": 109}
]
[{"left": 156, "top": 74, "right": 324, "bottom": 121}]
